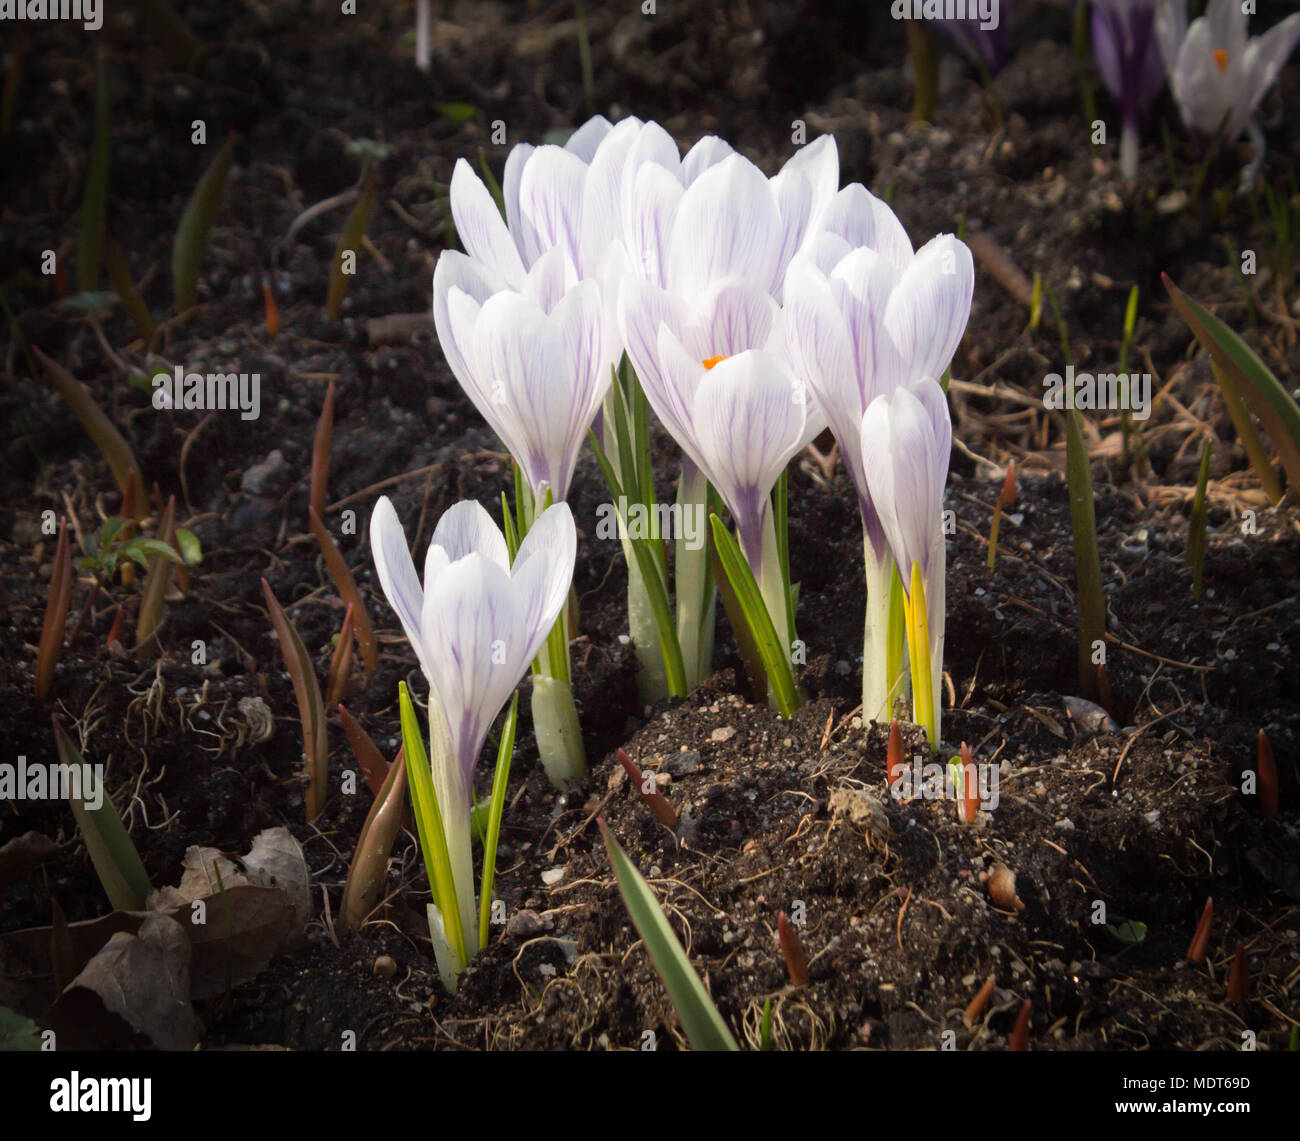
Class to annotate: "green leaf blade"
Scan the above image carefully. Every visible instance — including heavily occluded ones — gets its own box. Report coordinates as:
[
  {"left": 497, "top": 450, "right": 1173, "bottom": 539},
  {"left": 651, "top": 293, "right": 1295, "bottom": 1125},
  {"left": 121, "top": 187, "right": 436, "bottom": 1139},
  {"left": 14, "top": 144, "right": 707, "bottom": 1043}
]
[{"left": 600, "top": 822, "right": 738, "bottom": 1052}]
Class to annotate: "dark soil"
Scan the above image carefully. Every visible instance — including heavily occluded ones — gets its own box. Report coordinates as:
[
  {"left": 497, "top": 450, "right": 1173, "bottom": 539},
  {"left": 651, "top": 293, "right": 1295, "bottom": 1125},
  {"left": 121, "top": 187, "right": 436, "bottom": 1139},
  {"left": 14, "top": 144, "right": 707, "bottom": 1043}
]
[{"left": 1, "top": 1, "right": 1298, "bottom": 1051}]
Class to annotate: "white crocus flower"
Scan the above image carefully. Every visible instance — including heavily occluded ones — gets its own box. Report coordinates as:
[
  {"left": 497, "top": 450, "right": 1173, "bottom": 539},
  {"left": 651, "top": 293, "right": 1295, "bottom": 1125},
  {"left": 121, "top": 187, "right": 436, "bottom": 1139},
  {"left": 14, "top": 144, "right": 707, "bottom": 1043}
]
[
  {"left": 1157, "top": 0, "right": 1300, "bottom": 145},
  {"left": 783, "top": 182, "right": 972, "bottom": 725},
  {"left": 433, "top": 250, "right": 613, "bottom": 505},
  {"left": 860, "top": 379, "right": 952, "bottom": 746},
  {"left": 633, "top": 310, "right": 808, "bottom": 656},
  {"left": 370, "top": 495, "right": 575, "bottom": 986}
]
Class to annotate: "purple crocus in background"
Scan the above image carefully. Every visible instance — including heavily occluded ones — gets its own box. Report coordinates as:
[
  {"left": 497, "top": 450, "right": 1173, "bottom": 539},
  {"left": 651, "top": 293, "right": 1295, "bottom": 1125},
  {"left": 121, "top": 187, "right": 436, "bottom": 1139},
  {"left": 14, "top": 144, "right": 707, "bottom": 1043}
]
[
  {"left": 930, "top": 1, "right": 1014, "bottom": 76},
  {"left": 1088, "top": 0, "right": 1167, "bottom": 181}
]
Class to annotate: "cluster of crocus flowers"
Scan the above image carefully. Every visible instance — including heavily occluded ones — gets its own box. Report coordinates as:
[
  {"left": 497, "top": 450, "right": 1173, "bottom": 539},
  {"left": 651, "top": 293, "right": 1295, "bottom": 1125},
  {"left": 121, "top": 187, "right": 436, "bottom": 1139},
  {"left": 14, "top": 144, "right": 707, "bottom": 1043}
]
[
  {"left": 377, "top": 116, "right": 975, "bottom": 983},
  {"left": 1085, "top": 0, "right": 1300, "bottom": 181},
  {"left": 370, "top": 496, "right": 575, "bottom": 988}
]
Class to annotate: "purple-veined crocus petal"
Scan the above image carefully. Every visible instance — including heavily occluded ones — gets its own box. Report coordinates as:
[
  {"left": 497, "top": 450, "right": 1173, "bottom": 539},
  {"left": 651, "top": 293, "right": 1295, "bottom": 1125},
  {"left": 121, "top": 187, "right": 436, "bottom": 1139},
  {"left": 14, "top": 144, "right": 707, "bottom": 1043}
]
[
  {"left": 563, "top": 114, "right": 615, "bottom": 163},
  {"left": 420, "top": 553, "right": 526, "bottom": 779},
  {"left": 623, "top": 161, "right": 684, "bottom": 288},
  {"left": 883, "top": 234, "right": 975, "bottom": 387},
  {"left": 817, "top": 183, "right": 914, "bottom": 273},
  {"left": 429, "top": 498, "right": 510, "bottom": 571},
  {"left": 512, "top": 501, "right": 578, "bottom": 649},
  {"left": 503, "top": 143, "right": 540, "bottom": 268},
  {"left": 646, "top": 324, "right": 719, "bottom": 482},
  {"left": 828, "top": 247, "right": 907, "bottom": 402},
  {"left": 550, "top": 280, "right": 616, "bottom": 497},
  {"left": 695, "top": 276, "right": 783, "bottom": 360},
  {"left": 450, "top": 158, "right": 526, "bottom": 290},
  {"left": 469, "top": 291, "right": 575, "bottom": 503},
  {"left": 693, "top": 350, "right": 806, "bottom": 568},
  {"left": 860, "top": 379, "right": 950, "bottom": 596},
  {"left": 432, "top": 250, "right": 506, "bottom": 392},
  {"left": 784, "top": 255, "right": 865, "bottom": 500},
  {"left": 370, "top": 496, "right": 433, "bottom": 680},
  {"left": 579, "top": 118, "right": 648, "bottom": 280},
  {"left": 518, "top": 145, "right": 589, "bottom": 278},
  {"left": 681, "top": 135, "right": 735, "bottom": 185},
  {"left": 770, "top": 134, "right": 840, "bottom": 280},
  {"left": 665, "top": 154, "right": 784, "bottom": 303},
  {"left": 617, "top": 275, "right": 689, "bottom": 397}
]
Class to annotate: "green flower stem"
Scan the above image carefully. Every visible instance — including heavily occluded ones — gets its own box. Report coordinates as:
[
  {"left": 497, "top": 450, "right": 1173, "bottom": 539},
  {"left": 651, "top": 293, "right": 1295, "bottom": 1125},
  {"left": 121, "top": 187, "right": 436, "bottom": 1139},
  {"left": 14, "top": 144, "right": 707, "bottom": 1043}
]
[
  {"left": 862, "top": 539, "right": 899, "bottom": 724},
  {"left": 531, "top": 673, "right": 585, "bottom": 785},
  {"left": 756, "top": 507, "right": 792, "bottom": 673},
  {"left": 675, "top": 462, "right": 715, "bottom": 689}
]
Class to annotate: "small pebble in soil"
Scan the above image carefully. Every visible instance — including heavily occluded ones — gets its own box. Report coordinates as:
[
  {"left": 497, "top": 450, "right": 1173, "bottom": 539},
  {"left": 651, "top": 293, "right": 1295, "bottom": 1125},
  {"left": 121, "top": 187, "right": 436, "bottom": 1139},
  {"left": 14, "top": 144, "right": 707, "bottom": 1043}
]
[
  {"left": 241, "top": 449, "right": 287, "bottom": 495},
  {"left": 372, "top": 955, "right": 397, "bottom": 977},
  {"left": 711, "top": 726, "right": 736, "bottom": 743},
  {"left": 507, "top": 909, "right": 545, "bottom": 938},
  {"left": 541, "top": 867, "right": 565, "bottom": 886},
  {"left": 663, "top": 750, "right": 701, "bottom": 776}
]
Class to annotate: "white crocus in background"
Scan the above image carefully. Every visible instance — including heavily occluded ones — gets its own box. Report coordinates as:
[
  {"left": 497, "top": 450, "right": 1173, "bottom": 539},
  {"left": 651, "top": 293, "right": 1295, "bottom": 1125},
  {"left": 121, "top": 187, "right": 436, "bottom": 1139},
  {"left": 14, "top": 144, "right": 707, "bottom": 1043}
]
[
  {"left": 784, "top": 182, "right": 972, "bottom": 727},
  {"left": 370, "top": 496, "right": 575, "bottom": 988},
  {"left": 860, "top": 379, "right": 952, "bottom": 746},
  {"left": 1156, "top": 0, "right": 1300, "bottom": 148}
]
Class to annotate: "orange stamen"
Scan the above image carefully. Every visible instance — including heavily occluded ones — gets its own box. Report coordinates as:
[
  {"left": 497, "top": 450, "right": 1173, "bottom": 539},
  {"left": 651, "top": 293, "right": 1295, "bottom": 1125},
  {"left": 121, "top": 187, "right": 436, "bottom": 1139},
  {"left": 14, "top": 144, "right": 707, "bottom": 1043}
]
[
  {"left": 701, "top": 354, "right": 725, "bottom": 370},
  {"left": 1212, "top": 48, "right": 1228, "bottom": 75}
]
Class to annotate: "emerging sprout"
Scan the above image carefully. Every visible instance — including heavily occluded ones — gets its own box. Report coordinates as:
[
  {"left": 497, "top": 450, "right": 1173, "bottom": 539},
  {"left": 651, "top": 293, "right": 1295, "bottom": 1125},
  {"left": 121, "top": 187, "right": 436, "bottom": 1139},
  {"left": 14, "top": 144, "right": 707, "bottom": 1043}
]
[{"left": 1185, "top": 896, "right": 1213, "bottom": 965}]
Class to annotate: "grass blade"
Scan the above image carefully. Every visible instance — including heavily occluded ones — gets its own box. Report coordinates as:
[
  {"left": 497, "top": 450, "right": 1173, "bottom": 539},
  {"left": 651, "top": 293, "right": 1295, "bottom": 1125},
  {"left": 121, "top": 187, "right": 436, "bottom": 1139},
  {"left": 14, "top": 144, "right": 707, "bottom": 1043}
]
[
  {"left": 325, "top": 167, "right": 378, "bottom": 321},
  {"left": 588, "top": 428, "right": 687, "bottom": 695},
  {"left": 599, "top": 819, "right": 738, "bottom": 1051},
  {"left": 36, "top": 518, "right": 72, "bottom": 702},
  {"left": 103, "top": 232, "right": 156, "bottom": 345},
  {"left": 34, "top": 347, "right": 147, "bottom": 522},
  {"left": 52, "top": 716, "right": 151, "bottom": 911},
  {"left": 709, "top": 513, "right": 800, "bottom": 718},
  {"left": 133, "top": 495, "right": 177, "bottom": 654},
  {"left": 308, "top": 506, "right": 378, "bottom": 674},
  {"left": 172, "top": 133, "right": 235, "bottom": 314},
  {"left": 261, "top": 579, "right": 329, "bottom": 821},
  {"left": 339, "top": 750, "right": 408, "bottom": 933},
  {"left": 76, "top": 49, "right": 110, "bottom": 294},
  {"left": 1065, "top": 411, "right": 1105, "bottom": 700},
  {"left": 478, "top": 693, "right": 518, "bottom": 950},
  {"left": 1164, "top": 273, "right": 1300, "bottom": 499},
  {"left": 310, "top": 379, "right": 335, "bottom": 522},
  {"left": 1187, "top": 439, "right": 1211, "bottom": 599}
]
